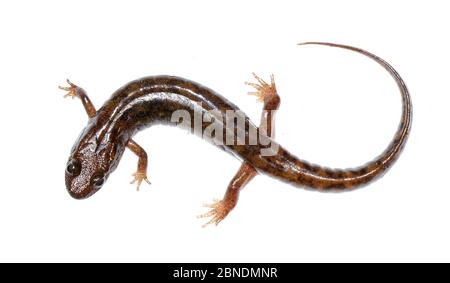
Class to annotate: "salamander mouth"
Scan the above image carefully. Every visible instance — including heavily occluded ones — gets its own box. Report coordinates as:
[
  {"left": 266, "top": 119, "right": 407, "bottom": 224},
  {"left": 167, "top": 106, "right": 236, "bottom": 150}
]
[
  {"left": 67, "top": 187, "right": 97, "bottom": 199},
  {"left": 65, "top": 175, "right": 100, "bottom": 200}
]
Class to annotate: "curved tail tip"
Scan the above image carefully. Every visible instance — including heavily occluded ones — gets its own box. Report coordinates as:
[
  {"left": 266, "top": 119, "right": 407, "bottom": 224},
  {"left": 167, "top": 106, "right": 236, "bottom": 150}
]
[{"left": 297, "top": 42, "right": 335, "bottom": 47}]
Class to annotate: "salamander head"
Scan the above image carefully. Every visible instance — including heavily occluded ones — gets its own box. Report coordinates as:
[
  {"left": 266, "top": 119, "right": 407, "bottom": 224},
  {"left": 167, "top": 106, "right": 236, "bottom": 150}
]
[{"left": 65, "top": 128, "right": 125, "bottom": 199}]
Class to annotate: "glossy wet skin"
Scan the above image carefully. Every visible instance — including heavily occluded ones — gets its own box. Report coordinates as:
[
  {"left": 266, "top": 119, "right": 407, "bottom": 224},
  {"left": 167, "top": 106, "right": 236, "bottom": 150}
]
[
  {"left": 64, "top": 75, "right": 253, "bottom": 198},
  {"left": 65, "top": 117, "right": 127, "bottom": 199},
  {"left": 62, "top": 42, "right": 412, "bottom": 227},
  {"left": 63, "top": 43, "right": 411, "bottom": 201}
]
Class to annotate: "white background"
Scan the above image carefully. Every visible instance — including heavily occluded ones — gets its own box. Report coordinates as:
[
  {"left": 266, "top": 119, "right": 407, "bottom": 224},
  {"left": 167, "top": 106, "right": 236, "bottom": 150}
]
[{"left": 0, "top": 0, "right": 448, "bottom": 263}]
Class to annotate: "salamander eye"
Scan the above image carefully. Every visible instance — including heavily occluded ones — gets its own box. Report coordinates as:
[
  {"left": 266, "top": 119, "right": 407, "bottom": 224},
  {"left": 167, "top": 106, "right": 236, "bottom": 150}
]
[
  {"left": 66, "top": 160, "right": 81, "bottom": 176},
  {"left": 91, "top": 172, "right": 105, "bottom": 188}
]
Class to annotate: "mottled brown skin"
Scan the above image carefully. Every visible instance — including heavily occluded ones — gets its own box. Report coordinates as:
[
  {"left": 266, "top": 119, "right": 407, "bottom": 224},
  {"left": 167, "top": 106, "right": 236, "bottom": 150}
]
[{"left": 62, "top": 42, "right": 411, "bottom": 226}]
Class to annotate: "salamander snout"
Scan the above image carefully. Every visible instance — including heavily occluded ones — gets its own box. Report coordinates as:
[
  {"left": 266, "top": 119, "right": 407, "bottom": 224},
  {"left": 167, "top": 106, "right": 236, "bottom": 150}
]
[{"left": 65, "top": 159, "right": 107, "bottom": 199}]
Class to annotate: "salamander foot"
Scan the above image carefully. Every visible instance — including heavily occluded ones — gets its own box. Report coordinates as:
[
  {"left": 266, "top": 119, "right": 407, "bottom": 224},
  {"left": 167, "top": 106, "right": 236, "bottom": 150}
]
[
  {"left": 197, "top": 199, "right": 233, "bottom": 227},
  {"left": 58, "top": 79, "right": 80, "bottom": 99},
  {"left": 245, "top": 73, "right": 278, "bottom": 103},
  {"left": 130, "top": 172, "right": 150, "bottom": 191}
]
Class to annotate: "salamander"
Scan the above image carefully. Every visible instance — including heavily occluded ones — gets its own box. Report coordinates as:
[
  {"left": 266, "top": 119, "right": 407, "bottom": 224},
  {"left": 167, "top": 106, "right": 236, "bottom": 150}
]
[{"left": 61, "top": 42, "right": 412, "bottom": 226}]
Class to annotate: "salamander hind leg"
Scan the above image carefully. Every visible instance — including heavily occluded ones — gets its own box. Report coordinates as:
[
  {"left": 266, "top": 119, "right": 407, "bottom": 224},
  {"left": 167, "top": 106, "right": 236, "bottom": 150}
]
[
  {"left": 198, "top": 162, "right": 257, "bottom": 227},
  {"left": 245, "top": 73, "right": 279, "bottom": 107},
  {"left": 127, "top": 139, "right": 151, "bottom": 191},
  {"left": 199, "top": 74, "right": 280, "bottom": 227},
  {"left": 245, "top": 73, "right": 280, "bottom": 136}
]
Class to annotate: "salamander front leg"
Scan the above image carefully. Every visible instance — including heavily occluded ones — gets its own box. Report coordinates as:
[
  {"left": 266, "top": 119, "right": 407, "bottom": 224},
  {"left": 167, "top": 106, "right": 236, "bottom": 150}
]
[
  {"left": 60, "top": 80, "right": 150, "bottom": 191},
  {"left": 127, "top": 139, "right": 151, "bottom": 191},
  {"left": 59, "top": 79, "right": 96, "bottom": 118},
  {"left": 199, "top": 73, "right": 280, "bottom": 227}
]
